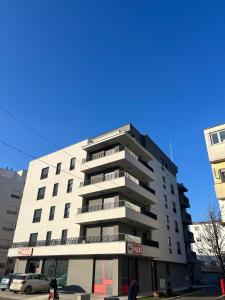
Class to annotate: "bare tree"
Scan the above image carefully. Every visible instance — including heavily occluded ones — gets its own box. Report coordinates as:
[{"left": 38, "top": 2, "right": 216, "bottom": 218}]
[{"left": 196, "top": 205, "right": 225, "bottom": 277}]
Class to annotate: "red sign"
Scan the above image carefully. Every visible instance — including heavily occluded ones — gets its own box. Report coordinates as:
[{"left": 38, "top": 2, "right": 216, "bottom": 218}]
[
  {"left": 127, "top": 243, "right": 143, "bottom": 255},
  {"left": 18, "top": 247, "right": 33, "bottom": 256}
]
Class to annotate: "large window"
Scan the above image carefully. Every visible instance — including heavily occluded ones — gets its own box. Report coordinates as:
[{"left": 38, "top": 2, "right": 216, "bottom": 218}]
[
  {"left": 37, "top": 187, "right": 46, "bottom": 200},
  {"left": 70, "top": 158, "right": 76, "bottom": 170},
  {"left": 29, "top": 233, "right": 38, "bottom": 247},
  {"left": 67, "top": 179, "right": 73, "bottom": 193},
  {"left": 210, "top": 130, "right": 225, "bottom": 145},
  {"left": 64, "top": 203, "right": 70, "bottom": 218},
  {"left": 42, "top": 258, "right": 68, "bottom": 282},
  {"left": 40, "top": 167, "right": 49, "bottom": 180},
  {"left": 33, "top": 209, "right": 42, "bottom": 223},
  {"left": 94, "top": 259, "right": 113, "bottom": 295}
]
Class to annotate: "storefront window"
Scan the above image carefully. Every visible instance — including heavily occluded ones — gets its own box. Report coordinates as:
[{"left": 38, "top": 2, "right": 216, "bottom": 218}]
[
  {"left": 42, "top": 258, "right": 68, "bottom": 287},
  {"left": 93, "top": 259, "right": 113, "bottom": 295}
]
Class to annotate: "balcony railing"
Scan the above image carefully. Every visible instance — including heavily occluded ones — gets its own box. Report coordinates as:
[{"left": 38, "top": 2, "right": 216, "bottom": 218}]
[
  {"left": 82, "top": 146, "right": 154, "bottom": 173},
  {"left": 77, "top": 200, "right": 157, "bottom": 220},
  {"left": 12, "top": 233, "right": 159, "bottom": 248},
  {"left": 80, "top": 171, "right": 155, "bottom": 195}
]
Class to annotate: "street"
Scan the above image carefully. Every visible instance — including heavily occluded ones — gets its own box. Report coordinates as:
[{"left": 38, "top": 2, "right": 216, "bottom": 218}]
[{"left": 170, "top": 286, "right": 221, "bottom": 300}]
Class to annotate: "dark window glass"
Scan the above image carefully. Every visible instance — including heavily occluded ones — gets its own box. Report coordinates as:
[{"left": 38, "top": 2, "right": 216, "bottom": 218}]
[
  {"left": 56, "top": 163, "right": 61, "bottom": 175},
  {"left": 210, "top": 132, "right": 219, "bottom": 145},
  {"left": 29, "top": 233, "right": 38, "bottom": 247},
  {"left": 37, "top": 187, "right": 46, "bottom": 200},
  {"left": 175, "top": 221, "right": 179, "bottom": 233},
  {"left": 177, "top": 241, "right": 181, "bottom": 254},
  {"left": 67, "top": 179, "right": 73, "bottom": 193},
  {"left": 45, "top": 231, "right": 52, "bottom": 246},
  {"left": 171, "top": 184, "right": 175, "bottom": 195},
  {"left": 33, "top": 209, "right": 42, "bottom": 223},
  {"left": 162, "top": 176, "right": 166, "bottom": 183},
  {"left": 52, "top": 183, "right": 59, "bottom": 197},
  {"left": 220, "top": 130, "right": 225, "bottom": 143},
  {"left": 70, "top": 158, "right": 76, "bottom": 170},
  {"left": 61, "top": 229, "right": 67, "bottom": 245},
  {"left": 11, "top": 194, "right": 20, "bottom": 199},
  {"left": 64, "top": 203, "right": 70, "bottom": 218},
  {"left": 40, "top": 167, "right": 49, "bottom": 180},
  {"left": 172, "top": 201, "right": 177, "bottom": 213},
  {"left": 49, "top": 206, "right": 55, "bottom": 221}
]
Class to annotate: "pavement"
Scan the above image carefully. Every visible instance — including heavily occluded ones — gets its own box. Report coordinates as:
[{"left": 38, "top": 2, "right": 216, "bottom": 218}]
[{"left": 0, "top": 286, "right": 222, "bottom": 300}]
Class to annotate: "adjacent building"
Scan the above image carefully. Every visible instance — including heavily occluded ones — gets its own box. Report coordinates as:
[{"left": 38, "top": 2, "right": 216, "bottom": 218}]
[
  {"left": 8, "top": 124, "right": 194, "bottom": 295},
  {"left": 204, "top": 123, "right": 225, "bottom": 221},
  {"left": 0, "top": 168, "right": 27, "bottom": 276}
]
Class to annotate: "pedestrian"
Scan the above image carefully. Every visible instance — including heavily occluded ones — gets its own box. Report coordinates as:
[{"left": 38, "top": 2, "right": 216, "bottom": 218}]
[
  {"left": 49, "top": 277, "right": 59, "bottom": 300},
  {"left": 128, "top": 279, "right": 138, "bottom": 300}
]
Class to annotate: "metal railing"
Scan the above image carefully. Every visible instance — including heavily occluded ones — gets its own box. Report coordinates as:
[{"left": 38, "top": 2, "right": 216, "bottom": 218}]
[
  {"left": 77, "top": 200, "right": 157, "bottom": 220},
  {"left": 12, "top": 233, "right": 159, "bottom": 249},
  {"left": 82, "top": 146, "right": 154, "bottom": 173},
  {"left": 79, "top": 171, "right": 155, "bottom": 195}
]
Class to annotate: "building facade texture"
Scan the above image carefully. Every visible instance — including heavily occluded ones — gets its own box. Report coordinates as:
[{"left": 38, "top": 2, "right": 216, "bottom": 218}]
[
  {"left": 8, "top": 124, "right": 194, "bottom": 295},
  {"left": 0, "top": 168, "right": 27, "bottom": 276}
]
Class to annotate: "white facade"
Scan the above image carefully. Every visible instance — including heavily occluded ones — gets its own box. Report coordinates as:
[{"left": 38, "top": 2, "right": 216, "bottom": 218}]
[{"left": 0, "top": 168, "right": 27, "bottom": 275}]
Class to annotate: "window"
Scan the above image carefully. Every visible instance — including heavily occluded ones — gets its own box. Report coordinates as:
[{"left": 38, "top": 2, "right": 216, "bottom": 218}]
[
  {"left": 175, "top": 221, "right": 179, "bottom": 233},
  {"left": 61, "top": 229, "right": 67, "bottom": 245},
  {"left": 11, "top": 194, "right": 20, "bottom": 199},
  {"left": 194, "top": 226, "right": 199, "bottom": 231},
  {"left": 67, "top": 179, "right": 73, "bottom": 193},
  {"left": 165, "top": 203, "right": 168, "bottom": 209},
  {"left": 29, "top": 233, "right": 38, "bottom": 247},
  {"left": 210, "top": 130, "right": 225, "bottom": 145},
  {"left": 49, "top": 206, "right": 55, "bottom": 221},
  {"left": 33, "top": 209, "right": 42, "bottom": 223},
  {"left": 172, "top": 202, "right": 177, "bottom": 213},
  {"left": 162, "top": 176, "right": 166, "bottom": 184},
  {"left": 37, "top": 187, "right": 46, "bottom": 200},
  {"left": 52, "top": 183, "right": 59, "bottom": 197},
  {"left": 170, "top": 184, "right": 175, "bottom": 195},
  {"left": 56, "top": 163, "right": 61, "bottom": 175},
  {"left": 70, "top": 158, "right": 76, "bottom": 170},
  {"left": 166, "top": 215, "right": 169, "bottom": 223},
  {"left": 64, "top": 203, "right": 70, "bottom": 218},
  {"left": 40, "top": 167, "right": 49, "bottom": 180},
  {"left": 177, "top": 241, "right": 181, "bottom": 254},
  {"left": 45, "top": 231, "right": 52, "bottom": 246},
  {"left": 164, "top": 195, "right": 167, "bottom": 202},
  {"left": 220, "top": 169, "right": 225, "bottom": 183}
]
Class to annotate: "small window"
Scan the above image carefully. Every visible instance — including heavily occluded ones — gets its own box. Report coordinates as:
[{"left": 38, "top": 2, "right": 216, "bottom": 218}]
[
  {"left": 49, "top": 206, "right": 55, "bottom": 221},
  {"left": 70, "top": 158, "right": 76, "bottom": 170},
  {"left": 164, "top": 195, "right": 167, "bottom": 202},
  {"left": 175, "top": 221, "right": 179, "bottom": 233},
  {"left": 45, "top": 231, "right": 52, "bottom": 246},
  {"left": 40, "top": 167, "right": 49, "bottom": 180},
  {"left": 168, "top": 237, "right": 171, "bottom": 247},
  {"left": 162, "top": 176, "right": 166, "bottom": 184},
  {"left": 171, "top": 184, "right": 175, "bottom": 195},
  {"left": 219, "top": 130, "right": 225, "bottom": 143},
  {"left": 33, "top": 209, "right": 42, "bottom": 223},
  {"left": 64, "top": 203, "right": 70, "bottom": 218},
  {"left": 61, "top": 229, "right": 67, "bottom": 245},
  {"left": 194, "top": 226, "right": 199, "bottom": 231},
  {"left": 165, "top": 203, "right": 168, "bottom": 209},
  {"left": 37, "top": 187, "right": 46, "bottom": 200},
  {"left": 166, "top": 215, "right": 169, "bottom": 223},
  {"left": 67, "top": 179, "right": 73, "bottom": 193},
  {"left": 177, "top": 241, "right": 181, "bottom": 254},
  {"left": 220, "top": 169, "right": 225, "bottom": 183},
  {"left": 52, "top": 183, "right": 59, "bottom": 197},
  {"left": 56, "top": 163, "right": 61, "bottom": 175},
  {"left": 29, "top": 233, "right": 38, "bottom": 247},
  {"left": 210, "top": 132, "right": 219, "bottom": 145},
  {"left": 167, "top": 224, "right": 170, "bottom": 230},
  {"left": 172, "top": 202, "right": 177, "bottom": 213}
]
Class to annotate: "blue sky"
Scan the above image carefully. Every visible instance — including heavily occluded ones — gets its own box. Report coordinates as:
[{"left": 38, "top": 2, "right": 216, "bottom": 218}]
[{"left": 0, "top": 0, "right": 225, "bottom": 221}]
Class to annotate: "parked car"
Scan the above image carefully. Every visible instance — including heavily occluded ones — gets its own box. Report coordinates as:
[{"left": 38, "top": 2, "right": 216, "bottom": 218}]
[
  {"left": 56, "top": 273, "right": 67, "bottom": 288},
  {"left": 0, "top": 273, "right": 20, "bottom": 291},
  {"left": 10, "top": 273, "right": 50, "bottom": 294}
]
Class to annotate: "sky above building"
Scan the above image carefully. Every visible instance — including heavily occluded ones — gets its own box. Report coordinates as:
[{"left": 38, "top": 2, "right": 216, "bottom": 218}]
[{"left": 0, "top": 0, "right": 225, "bottom": 221}]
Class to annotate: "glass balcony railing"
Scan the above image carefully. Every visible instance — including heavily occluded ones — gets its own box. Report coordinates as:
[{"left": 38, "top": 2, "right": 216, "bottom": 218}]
[
  {"left": 80, "top": 171, "right": 155, "bottom": 195},
  {"left": 77, "top": 200, "right": 157, "bottom": 220},
  {"left": 12, "top": 233, "right": 159, "bottom": 248}
]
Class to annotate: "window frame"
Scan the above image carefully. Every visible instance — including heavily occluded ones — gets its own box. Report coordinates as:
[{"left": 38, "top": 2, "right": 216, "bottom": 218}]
[
  {"left": 49, "top": 206, "right": 55, "bottom": 221},
  {"left": 67, "top": 179, "right": 73, "bottom": 193},
  {"left": 52, "top": 183, "right": 59, "bottom": 197},
  {"left": 37, "top": 187, "right": 46, "bottom": 200},
  {"left": 40, "top": 167, "right": 49, "bottom": 180},
  {"left": 56, "top": 163, "right": 61, "bottom": 175},
  {"left": 33, "top": 209, "right": 42, "bottom": 223},
  {"left": 64, "top": 203, "right": 70, "bottom": 218},
  {"left": 70, "top": 158, "right": 76, "bottom": 170}
]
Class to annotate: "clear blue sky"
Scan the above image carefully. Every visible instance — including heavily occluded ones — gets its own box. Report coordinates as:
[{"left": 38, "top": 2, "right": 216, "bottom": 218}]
[{"left": 0, "top": 0, "right": 225, "bottom": 221}]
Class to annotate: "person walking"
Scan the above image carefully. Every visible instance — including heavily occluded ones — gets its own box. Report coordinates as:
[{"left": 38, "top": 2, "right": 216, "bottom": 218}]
[
  {"left": 128, "top": 279, "right": 138, "bottom": 300},
  {"left": 49, "top": 277, "right": 59, "bottom": 300}
]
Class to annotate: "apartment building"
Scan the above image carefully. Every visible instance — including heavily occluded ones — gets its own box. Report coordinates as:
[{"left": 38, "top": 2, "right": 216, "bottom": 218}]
[
  {"left": 204, "top": 123, "right": 225, "bottom": 221},
  {"left": 0, "top": 168, "right": 27, "bottom": 276},
  {"left": 8, "top": 124, "right": 193, "bottom": 295}
]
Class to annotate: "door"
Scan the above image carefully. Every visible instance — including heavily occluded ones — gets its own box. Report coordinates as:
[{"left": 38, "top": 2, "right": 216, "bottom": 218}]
[
  {"left": 102, "top": 226, "right": 114, "bottom": 242},
  {"left": 103, "top": 197, "right": 115, "bottom": 210},
  {"left": 93, "top": 259, "right": 113, "bottom": 295}
]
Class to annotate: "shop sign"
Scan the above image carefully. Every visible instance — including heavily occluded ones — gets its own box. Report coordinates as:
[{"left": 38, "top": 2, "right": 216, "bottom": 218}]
[
  {"left": 18, "top": 247, "right": 33, "bottom": 256},
  {"left": 127, "top": 243, "right": 143, "bottom": 255}
]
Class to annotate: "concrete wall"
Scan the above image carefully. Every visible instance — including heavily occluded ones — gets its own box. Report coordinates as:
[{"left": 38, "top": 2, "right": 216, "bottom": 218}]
[{"left": 67, "top": 258, "right": 94, "bottom": 293}]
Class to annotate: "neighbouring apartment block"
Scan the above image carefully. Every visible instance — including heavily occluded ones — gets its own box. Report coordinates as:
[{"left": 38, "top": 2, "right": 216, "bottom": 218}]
[
  {"left": 0, "top": 168, "right": 27, "bottom": 276},
  {"left": 204, "top": 123, "right": 225, "bottom": 221},
  {"left": 8, "top": 124, "right": 194, "bottom": 295}
]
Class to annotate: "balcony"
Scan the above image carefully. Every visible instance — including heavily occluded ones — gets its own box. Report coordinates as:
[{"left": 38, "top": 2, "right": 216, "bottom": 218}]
[
  {"left": 83, "top": 131, "right": 153, "bottom": 161},
  {"left": 81, "top": 146, "right": 154, "bottom": 182},
  {"left": 78, "top": 172, "right": 156, "bottom": 205},
  {"left": 215, "top": 182, "right": 225, "bottom": 200},
  {"left": 8, "top": 233, "right": 160, "bottom": 258},
  {"left": 76, "top": 200, "right": 159, "bottom": 229},
  {"left": 182, "top": 212, "right": 192, "bottom": 225},
  {"left": 179, "top": 195, "right": 190, "bottom": 208}
]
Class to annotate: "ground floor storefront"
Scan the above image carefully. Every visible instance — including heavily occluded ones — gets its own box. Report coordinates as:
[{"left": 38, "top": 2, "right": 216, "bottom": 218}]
[{"left": 13, "top": 256, "right": 191, "bottom": 296}]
